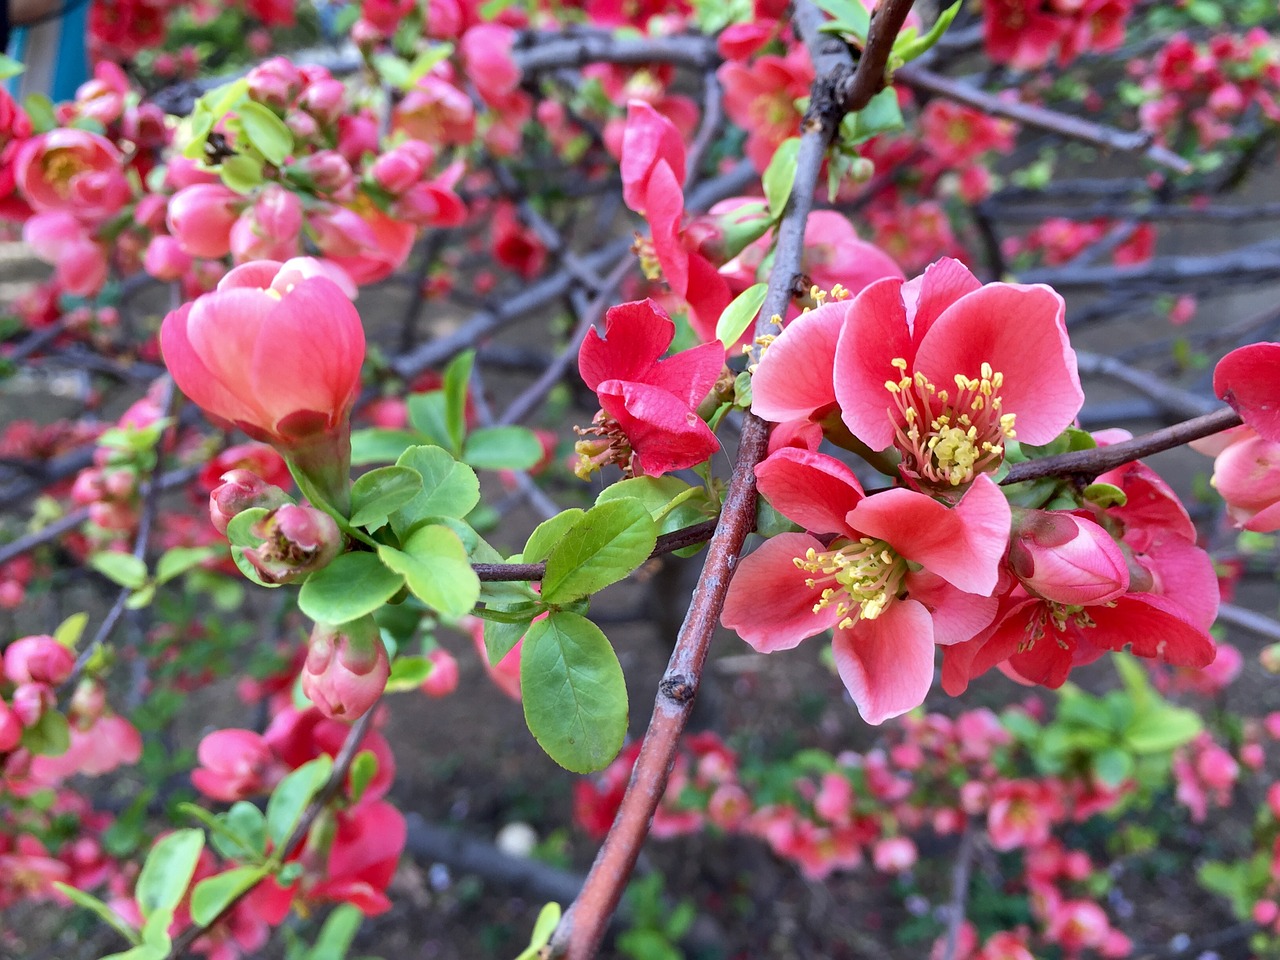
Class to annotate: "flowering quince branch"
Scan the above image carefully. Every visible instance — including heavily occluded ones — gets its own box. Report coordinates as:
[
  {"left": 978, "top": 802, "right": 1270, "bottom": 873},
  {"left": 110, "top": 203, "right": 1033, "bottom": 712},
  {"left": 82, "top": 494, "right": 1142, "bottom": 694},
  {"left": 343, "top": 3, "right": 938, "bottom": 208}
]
[{"left": 549, "top": 2, "right": 921, "bottom": 956}]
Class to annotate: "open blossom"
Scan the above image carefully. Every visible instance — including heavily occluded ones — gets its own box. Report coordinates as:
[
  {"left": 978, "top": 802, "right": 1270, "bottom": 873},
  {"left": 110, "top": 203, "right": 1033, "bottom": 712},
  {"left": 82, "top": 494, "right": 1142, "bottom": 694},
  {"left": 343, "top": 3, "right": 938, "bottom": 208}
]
[
  {"left": 722, "top": 448, "right": 1009, "bottom": 724},
  {"left": 753, "top": 258, "right": 1082, "bottom": 493},
  {"left": 13, "top": 130, "right": 129, "bottom": 221},
  {"left": 575, "top": 298, "right": 724, "bottom": 478},
  {"left": 191, "top": 729, "right": 280, "bottom": 802}
]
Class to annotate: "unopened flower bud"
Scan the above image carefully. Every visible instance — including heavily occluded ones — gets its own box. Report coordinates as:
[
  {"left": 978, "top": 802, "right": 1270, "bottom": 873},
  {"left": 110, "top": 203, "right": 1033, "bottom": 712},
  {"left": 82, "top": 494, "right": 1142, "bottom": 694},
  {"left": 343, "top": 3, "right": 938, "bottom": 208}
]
[
  {"left": 246, "top": 56, "right": 302, "bottom": 109},
  {"left": 297, "top": 151, "right": 355, "bottom": 198},
  {"left": 210, "top": 469, "right": 291, "bottom": 536},
  {"left": 301, "top": 78, "right": 347, "bottom": 126},
  {"left": 191, "top": 729, "right": 278, "bottom": 801},
  {"left": 1009, "top": 510, "right": 1128, "bottom": 605},
  {"left": 370, "top": 149, "right": 424, "bottom": 196},
  {"left": 872, "top": 836, "right": 917, "bottom": 874},
  {"left": 301, "top": 616, "right": 390, "bottom": 721},
  {"left": 4, "top": 634, "right": 75, "bottom": 686},
  {"left": 10, "top": 683, "right": 52, "bottom": 727},
  {"left": 242, "top": 504, "right": 341, "bottom": 584},
  {"left": 0, "top": 701, "right": 22, "bottom": 751},
  {"left": 420, "top": 648, "right": 459, "bottom": 697},
  {"left": 69, "top": 678, "right": 106, "bottom": 724}
]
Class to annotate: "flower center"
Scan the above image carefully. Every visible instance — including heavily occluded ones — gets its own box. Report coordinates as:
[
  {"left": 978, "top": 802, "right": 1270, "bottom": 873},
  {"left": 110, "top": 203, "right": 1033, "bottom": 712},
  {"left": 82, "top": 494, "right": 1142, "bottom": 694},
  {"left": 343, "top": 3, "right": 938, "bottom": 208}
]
[
  {"left": 43, "top": 150, "right": 86, "bottom": 196},
  {"left": 573, "top": 411, "right": 634, "bottom": 480},
  {"left": 885, "top": 359, "right": 1016, "bottom": 488},
  {"left": 793, "top": 538, "right": 908, "bottom": 629},
  {"left": 1020, "top": 602, "right": 1096, "bottom": 652}
]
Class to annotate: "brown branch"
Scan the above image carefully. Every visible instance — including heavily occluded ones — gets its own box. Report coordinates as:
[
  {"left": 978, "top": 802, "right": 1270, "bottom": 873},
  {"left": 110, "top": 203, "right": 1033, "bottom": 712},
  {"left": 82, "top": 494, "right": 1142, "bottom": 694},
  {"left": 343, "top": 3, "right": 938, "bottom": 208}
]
[
  {"left": 1001, "top": 407, "right": 1241, "bottom": 485},
  {"left": 548, "top": 3, "right": 919, "bottom": 957},
  {"left": 896, "top": 63, "right": 1194, "bottom": 175}
]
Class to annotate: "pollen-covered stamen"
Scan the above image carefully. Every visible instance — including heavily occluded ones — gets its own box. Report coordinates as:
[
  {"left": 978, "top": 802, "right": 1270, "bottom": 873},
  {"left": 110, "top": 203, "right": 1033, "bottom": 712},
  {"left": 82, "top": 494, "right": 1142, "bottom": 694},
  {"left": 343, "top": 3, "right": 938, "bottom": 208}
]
[
  {"left": 573, "top": 410, "right": 634, "bottom": 480},
  {"left": 885, "top": 359, "right": 1018, "bottom": 487},
  {"left": 1019, "top": 602, "right": 1098, "bottom": 652},
  {"left": 792, "top": 537, "right": 908, "bottom": 629},
  {"left": 632, "top": 234, "right": 662, "bottom": 281}
]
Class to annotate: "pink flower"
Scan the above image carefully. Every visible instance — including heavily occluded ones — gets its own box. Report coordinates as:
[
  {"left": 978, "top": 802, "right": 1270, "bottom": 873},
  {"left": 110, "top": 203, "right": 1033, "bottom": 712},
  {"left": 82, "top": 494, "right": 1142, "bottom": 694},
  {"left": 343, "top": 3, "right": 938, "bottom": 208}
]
[
  {"left": 987, "top": 779, "right": 1062, "bottom": 851},
  {"left": 309, "top": 201, "right": 415, "bottom": 285},
  {"left": 302, "top": 617, "right": 391, "bottom": 722},
  {"left": 719, "top": 45, "right": 814, "bottom": 171},
  {"left": 461, "top": 25, "right": 520, "bottom": 105},
  {"left": 229, "top": 185, "right": 303, "bottom": 263},
  {"left": 1214, "top": 342, "right": 1280, "bottom": 442},
  {"left": 420, "top": 649, "right": 459, "bottom": 697},
  {"left": 1194, "top": 426, "right": 1280, "bottom": 532},
  {"left": 840, "top": 258, "right": 1081, "bottom": 490},
  {"left": 191, "top": 729, "right": 279, "bottom": 802},
  {"left": 22, "top": 212, "right": 109, "bottom": 297},
  {"left": 4, "top": 635, "right": 74, "bottom": 686},
  {"left": 871, "top": 836, "right": 917, "bottom": 874},
  {"left": 575, "top": 299, "right": 724, "bottom": 478},
  {"left": 466, "top": 618, "right": 522, "bottom": 701},
  {"left": 721, "top": 448, "right": 1009, "bottom": 724},
  {"left": 167, "top": 184, "right": 244, "bottom": 259},
  {"left": 161, "top": 256, "right": 362, "bottom": 440},
  {"left": 209, "top": 469, "right": 291, "bottom": 536},
  {"left": 13, "top": 130, "right": 128, "bottom": 221},
  {"left": 243, "top": 505, "right": 343, "bottom": 585}
]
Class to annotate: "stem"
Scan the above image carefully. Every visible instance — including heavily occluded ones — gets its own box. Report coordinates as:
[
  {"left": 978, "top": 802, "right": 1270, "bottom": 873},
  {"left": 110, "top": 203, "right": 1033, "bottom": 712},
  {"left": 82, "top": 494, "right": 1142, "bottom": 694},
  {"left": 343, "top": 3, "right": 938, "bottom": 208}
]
[{"left": 1001, "top": 407, "right": 1241, "bottom": 485}]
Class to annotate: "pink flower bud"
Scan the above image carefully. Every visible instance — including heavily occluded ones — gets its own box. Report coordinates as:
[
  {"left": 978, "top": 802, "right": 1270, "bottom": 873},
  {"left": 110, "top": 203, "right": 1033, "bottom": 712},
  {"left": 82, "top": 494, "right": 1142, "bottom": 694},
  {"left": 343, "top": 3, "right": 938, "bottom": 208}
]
[
  {"left": 0, "top": 701, "right": 22, "bottom": 751},
  {"left": 420, "top": 649, "right": 459, "bottom": 697},
  {"left": 69, "top": 679, "right": 105, "bottom": 724},
  {"left": 1009, "top": 510, "right": 1129, "bottom": 605},
  {"left": 286, "top": 110, "right": 320, "bottom": 142},
  {"left": 872, "top": 836, "right": 917, "bottom": 874},
  {"left": 209, "top": 469, "right": 291, "bottom": 535},
  {"left": 242, "top": 505, "right": 342, "bottom": 584},
  {"left": 5, "top": 635, "right": 75, "bottom": 686},
  {"left": 10, "top": 683, "right": 52, "bottom": 727},
  {"left": 301, "top": 78, "right": 347, "bottom": 126},
  {"left": 302, "top": 616, "right": 390, "bottom": 721},
  {"left": 144, "top": 235, "right": 194, "bottom": 281},
  {"left": 297, "top": 150, "right": 355, "bottom": 198},
  {"left": 1255, "top": 900, "right": 1280, "bottom": 926},
  {"left": 813, "top": 772, "right": 853, "bottom": 825},
  {"left": 70, "top": 468, "right": 106, "bottom": 505},
  {"left": 167, "top": 184, "right": 243, "bottom": 259},
  {"left": 246, "top": 56, "right": 303, "bottom": 109},
  {"left": 370, "top": 149, "right": 424, "bottom": 196},
  {"left": 191, "top": 729, "right": 277, "bottom": 801},
  {"left": 707, "top": 783, "right": 751, "bottom": 830}
]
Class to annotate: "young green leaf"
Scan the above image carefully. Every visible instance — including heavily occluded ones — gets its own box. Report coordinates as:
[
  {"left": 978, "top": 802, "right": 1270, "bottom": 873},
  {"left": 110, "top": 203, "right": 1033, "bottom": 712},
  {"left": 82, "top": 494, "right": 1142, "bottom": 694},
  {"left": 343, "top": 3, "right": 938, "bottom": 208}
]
[
  {"left": 762, "top": 138, "right": 801, "bottom": 219},
  {"left": 523, "top": 509, "right": 586, "bottom": 565},
  {"left": 540, "top": 499, "right": 658, "bottom": 604},
  {"left": 715, "top": 282, "right": 769, "bottom": 349},
  {"left": 53, "top": 611, "right": 89, "bottom": 649},
  {"left": 349, "top": 465, "right": 424, "bottom": 529},
  {"left": 520, "top": 612, "right": 627, "bottom": 772},
  {"left": 298, "top": 552, "right": 406, "bottom": 625},
  {"left": 236, "top": 101, "right": 294, "bottom": 166},
  {"left": 190, "top": 866, "right": 269, "bottom": 926},
  {"left": 155, "top": 546, "right": 220, "bottom": 585},
  {"left": 89, "top": 551, "right": 148, "bottom": 590},
  {"left": 350, "top": 428, "right": 421, "bottom": 465},
  {"left": 513, "top": 902, "right": 563, "bottom": 960},
  {"left": 443, "top": 350, "right": 476, "bottom": 455},
  {"left": 378, "top": 524, "right": 480, "bottom": 620},
  {"left": 389, "top": 446, "right": 481, "bottom": 537},
  {"left": 462, "top": 426, "right": 545, "bottom": 471},
  {"left": 54, "top": 883, "right": 141, "bottom": 944},
  {"left": 265, "top": 755, "right": 334, "bottom": 849},
  {"left": 135, "top": 829, "right": 205, "bottom": 919}
]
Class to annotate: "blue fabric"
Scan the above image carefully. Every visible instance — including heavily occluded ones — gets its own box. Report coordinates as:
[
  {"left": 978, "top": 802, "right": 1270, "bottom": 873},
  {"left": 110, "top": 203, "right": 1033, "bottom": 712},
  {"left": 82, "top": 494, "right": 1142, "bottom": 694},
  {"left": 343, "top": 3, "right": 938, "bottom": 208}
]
[{"left": 5, "top": 1, "right": 91, "bottom": 102}]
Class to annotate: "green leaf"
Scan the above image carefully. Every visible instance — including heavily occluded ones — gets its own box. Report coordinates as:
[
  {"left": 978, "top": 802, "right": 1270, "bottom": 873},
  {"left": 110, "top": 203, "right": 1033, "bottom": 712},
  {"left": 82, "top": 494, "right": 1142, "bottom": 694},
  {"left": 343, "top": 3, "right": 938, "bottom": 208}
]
[
  {"left": 372, "top": 53, "right": 412, "bottom": 89},
  {"left": 236, "top": 101, "right": 294, "bottom": 166},
  {"left": 521, "top": 612, "right": 627, "bottom": 772},
  {"left": 349, "top": 466, "right": 424, "bottom": 529},
  {"left": 596, "top": 477, "right": 708, "bottom": 537},
  {"left": 136, "top": 829, "right": 204, "bottom": 919},
  {"left": 541, "top": 499, "right": 658, "bottom": 604},
  {"left": 54, "top": 883, "right": 140, "bottom": 944},
  {"left": 21, "top": 709, "right": 70, "bottom": 756},
  {"left": 812, "top": 0, "right": 870, "bottom": 39},
  {"left": 444, "top": 350, "right": 475, "bottom": 456},
  {"left": 0, "top": 54, "right": 25, "bottom": 80},
  {"left": 23, "top": 92, "right": 56, "bottom": 133},
  {"left": 513, "top": 902, "right": 562, "bottom": 960},
  {"left": 406, "top": 392, "right": 451, "bottom": 448},
  {"left": 407, "top": 43, "right": 455, "bottom": 84},
  {"left": 386, "top": 655, "right": 434, "bottom": 691},
  {"left": 155, "top": 546, "right": 219, "bottom": 585},
  {"left": 311, "top": 903, "right": 364, "bottom": 960},
  {"left": 348, "top": 751, "right": 378, "bottom": 806},
  {"left": 178, "top": 801, "right": 265, "bottom": 863},
  {"left": 1124, "top": 706, "right": 1203, "bottom": 754},
  {"left": 462, "top": 426, "right": 544, "bottom": 471},
  {"left": 219, "top": 154, "right": 265, "bottom": 193},
  {"left": 351, "top": 428, "right": 421, "bottom": 465},
  {"left": 225, "top": 508, "right": 269, "bottom": 548},
  {"left": 892, "top": 0, "right": 960, "bottom": 62},
  {"left": 266, "top": 755, "right": 333, "bottom": 848},
  {"left": 1092, "top": 748, "right": 1134, "bottom": 787},
  {"left": 89, "top": 551, "right": 148, "bottom": 589},
  {"left": 224, "top": 802, "right": 269, "bottom": 859},
  {"left": 762, "top": 138, "right": 801, "bottom": 219},
  {"left": 1083, "top": 482, "right": 1127, "bottom": 508},
  {"left": 378, "top": 524, "right": 480, "bottom": 620},
  {"left": 53, "top": 611, "right": 89, "bottom": 649},
  {"left": 484, "top": 615, "right": 532, "bottom": 665},
  {"left": 715, "top": 281, "right": 769, "bottom": 349},
  {"left": 524, "top": 509, "right": 586, "bottom": 564},
  {"left": 390, "top": 446, "right": 481, "bottom": 537},
  {"left": 846, "top": 87, "right": 905, "bottom": 144},
  {"left": 298, "top": 552, "right": 405, "bottom": 624},
  {"left": 190, "top": 866, "right": 269, "bottom": 926}
]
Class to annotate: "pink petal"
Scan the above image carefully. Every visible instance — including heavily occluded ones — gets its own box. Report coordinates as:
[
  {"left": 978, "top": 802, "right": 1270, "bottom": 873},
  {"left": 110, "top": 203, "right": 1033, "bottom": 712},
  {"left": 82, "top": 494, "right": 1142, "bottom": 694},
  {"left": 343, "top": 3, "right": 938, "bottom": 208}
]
[
  {"left": 833, "top": 277, "right": 915, "bottom": 450},
  {"left": 721, "top": 533, "right": 842, "bottom": 652},
  {"left": 1215, "top": 342, "right": 1280, "bottom": 442},
  {"left": 1089, "top": 595, "right": 1217, "bottom": 668},
  {"left": 903, "top": 257, "right": 981, "bottom": 345},
  {"left": 754, "top": 448, "right": 864, "bottom": 535},
  {"left": 645, "top": 159, "right": 689, "bottom": 296},
  {"left": 683, "top": 251, "right": 733, "bottom": 344},
  {"left": 831, "top": 599, "right": 936, "bottom": 724},
  {"left": 653, "top": 339, "right": 726, "bottom": 410},
  {"left": 907, "top": 569, "right": 999, "bottom": 645},
  {"left": 751, "top": 299, "right": 850, "bottom": 423},
  {"left": 621, "top": 100, "right": 686, "bottom": 213},
  {"left": 579, "top": 299, "right": 671, "bottom": 391},
  {"left": 162, "top": 298, "right": 271, "bottom": 429},
  {"left": 914, "top": 282, "right": 1081, "bottom": 445},
  {"left": 847, "top": 474, "right": 1009, "bottom": 596}
]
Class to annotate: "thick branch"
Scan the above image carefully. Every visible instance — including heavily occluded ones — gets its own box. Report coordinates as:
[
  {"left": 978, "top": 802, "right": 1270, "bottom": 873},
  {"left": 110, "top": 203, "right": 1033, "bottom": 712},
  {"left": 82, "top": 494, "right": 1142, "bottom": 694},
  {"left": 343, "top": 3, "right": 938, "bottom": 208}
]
[{"left": 1001, "top": 407, "right": 1241, "bottom": 485}]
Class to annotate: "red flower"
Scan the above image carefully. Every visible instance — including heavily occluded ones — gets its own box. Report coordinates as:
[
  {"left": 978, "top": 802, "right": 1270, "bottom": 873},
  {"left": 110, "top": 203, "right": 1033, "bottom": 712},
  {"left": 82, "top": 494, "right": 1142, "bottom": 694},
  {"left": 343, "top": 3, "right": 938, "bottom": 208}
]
[
  {"left": 1214, "top": 341, "right": 1280, "bottom": 442},
  {"left": 576, "top": 299, "right": 724, "bottom": 477}
]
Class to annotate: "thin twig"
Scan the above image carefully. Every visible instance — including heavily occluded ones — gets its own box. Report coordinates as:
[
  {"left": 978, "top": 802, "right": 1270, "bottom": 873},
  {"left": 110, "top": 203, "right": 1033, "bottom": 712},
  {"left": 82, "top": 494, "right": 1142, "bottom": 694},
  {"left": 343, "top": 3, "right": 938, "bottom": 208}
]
[
  {"left": 1216, "top": 603, "right": 1280, "bottom": 643},
  {"left": 1002, "top": 407, "right": 1241, "bottom": 485},
  {"left": 897, "top": 63, "right": 1193, "bottom": 174},
  {"left": 940, "top": 823, "right": 977, "bottom": 960}
]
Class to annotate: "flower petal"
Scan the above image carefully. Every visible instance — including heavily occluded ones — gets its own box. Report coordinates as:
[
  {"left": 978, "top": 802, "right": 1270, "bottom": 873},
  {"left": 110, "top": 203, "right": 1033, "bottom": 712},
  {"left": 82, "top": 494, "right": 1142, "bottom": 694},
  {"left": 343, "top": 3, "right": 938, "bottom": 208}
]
[
  {"left": 833, "top": 277, "right": 915, "bottom": 450},
  {"left": 751, "top": 299, "right": 850, "bottom": 423},
  {"left": 754, "top": 448, "right": 864, "bottom": 536},
  {"left": 721, "top": 533, "right": 842, "bottom": 651},
  {"left": 832, "top": 600, "right": 935, "bottom": 724},
  {"left": 579, "top": 299, "right": 670, "bottom": 392},
  {"left": 1215, "top": 342, "right": 1280, "bottom": 442},
  {"left": 903, "top": 256, "right": 981, "bottom": 346},
  {"left": 597, "top": 380, "right": 719, "bottom": 475}
]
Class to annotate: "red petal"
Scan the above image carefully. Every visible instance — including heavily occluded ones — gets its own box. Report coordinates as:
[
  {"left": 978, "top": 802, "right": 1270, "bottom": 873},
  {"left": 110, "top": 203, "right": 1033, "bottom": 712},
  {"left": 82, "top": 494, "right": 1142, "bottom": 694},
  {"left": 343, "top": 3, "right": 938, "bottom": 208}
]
[
  {"left": 751, "top": 299, "right": 849, "bottom": 423},
  {"left": 1214, "top": 342, "right": 1280, "bottom": 441},
  {"left": 579, "top": 299, "right": 671, "bottom": 391},
  {"left": 834, "top": 277, "right": 914, "bottom": 451},
  {"left": 721, "top": 533, "right": 842, "bottom": 651}
]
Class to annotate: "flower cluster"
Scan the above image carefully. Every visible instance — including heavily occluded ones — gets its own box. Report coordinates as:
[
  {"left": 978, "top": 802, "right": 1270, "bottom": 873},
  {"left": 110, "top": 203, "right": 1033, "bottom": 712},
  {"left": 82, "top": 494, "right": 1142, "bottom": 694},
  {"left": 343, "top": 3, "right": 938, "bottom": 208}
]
[
  {"left": 981, "top": 0, "right": 1136, "bottom": 69},
  {"left": 727, "top": 257, "right": 1218, "bottom": 723}
]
